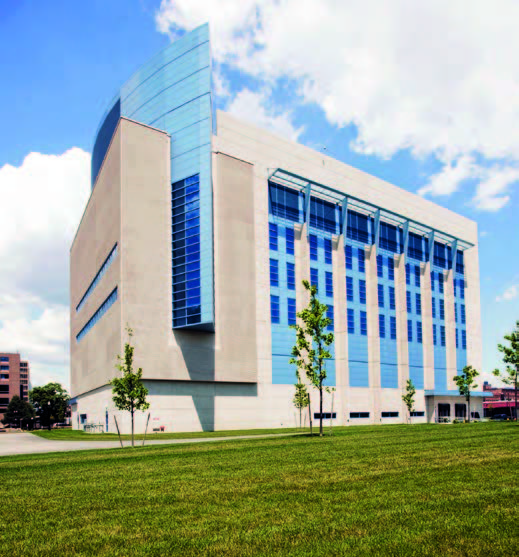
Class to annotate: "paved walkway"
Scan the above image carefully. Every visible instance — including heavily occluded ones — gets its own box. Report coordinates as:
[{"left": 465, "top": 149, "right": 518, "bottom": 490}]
[{"left": 0, "top": 432, "right": 303, "bottom": 458}]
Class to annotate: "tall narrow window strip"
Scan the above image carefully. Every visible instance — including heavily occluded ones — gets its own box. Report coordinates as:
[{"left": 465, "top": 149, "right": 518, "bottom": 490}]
[
  {"left": 270, "top": 258, "right": 279, "bottom": 287},
  {"left": 76, "top": 243, "right": 118, "bottom": 313},
  {"left": 431, "top": 271, "right": 435, "bottom": 291},
  {"left": 461, "top": 304, "right": 466, "bottom": 324},
  {"left": 417, "top": 321, "right": 423, "bottom": 343},
  {"left": 347, "top": 308, "right": 355, "bottom": 333},
  {"left": 414, "top": 265, "right": 420, "bottom": 287},
  {"left": 327, "top": 305, "right": 334, "bottom": 331},
  {"left": 379, "top": 314, "right": 386, "bottom": 338},
  {"left": 357, "top": 248, "right": 365, "bottom": 273},
  {"left": 378, "top": 284, "right": 385, "bottom": 308},
  {"left": 324, "top": 238, "right": 332, "bottom": 264},
  {"left": 287, "top": 298, "right": 296, "bottom": 325},
  {"left": 462, "top": 329, "right": 467, "bottom": 349},
  {"left": 433, "top": 324, "right": 437, "bottom": 345},
  {"left": 285, "top": 226, "right": 294, "bottom": 255},
  {"left": 389, "top": 286, "right": 396, "bottom": 310},
  {"left": 388, "top": 257, "right": 395, "bottom": 280},
  {"left": 269, "top": 223, "right": 278, "bottom": 251},
  {"left": 432, "top": 298, "right": 436, "bottom": 319},
  {"left": 270, "top": 295, "right": 280, "bottom": 324},
  {"left": 326, "top": 271, "right": 334, "bottom": 298},
  {"left": 346, "top": 276, "right": 354, "bottom": 301},
  {"left": 438, "top": 273, "right": 444, "bottom": 294},
  {"left": 440, "top": 325, "right": 446, "bottom": 347},
  {"left": 310, "top": 268, "right": 319, "bottom": 290},
  {"left": 406, "top": 291, "right": 412, "bottom": 313},
  {"left": 76, "top": 288, "right": 118, "bottom": 343},
  {"left": 439, "top": 299, "right": 445, "bottom": 321},
  {"left": 415, "top": 293, "right": 421, "bottom": 316},
  {"left": 406, "top": 263, "right": 411, "bottom": 285},
  {"left": 345, "top": 245, "right": 353, "bottom": 269},
  {"left": 390, "top": 316, "right": 397, "bottom": 340},
  {"left": 407, "top": 319, "right": 413, "bottom": 342},
  {"left": 377, "top": 254, "right": 384, "bottom": 278},
  {"left": 309, "top": 234, "right": 318, "bottom": 261},
  {"left": 172, "top": 174, "right": 201, "bottom": 328},
  {"left": 287, "top": 262, "right": 295, "bottom": 290},
  {"left": 360, "top": 311, "right": 368, "bottom": 335},
  {"left": 359, "top": 280, "right": 366, "bottom": 304}
]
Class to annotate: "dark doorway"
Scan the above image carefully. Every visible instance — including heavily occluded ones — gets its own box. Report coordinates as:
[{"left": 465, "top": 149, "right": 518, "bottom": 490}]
[{"left": 455, "top": 403, "right": 466, "bottom": 419}]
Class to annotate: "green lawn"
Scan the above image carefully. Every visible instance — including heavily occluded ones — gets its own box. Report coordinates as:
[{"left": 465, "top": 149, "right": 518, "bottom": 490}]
[
  {"left": 31, "top": 426, "right": 310, "bottom": 441},
  {"left": 1, "top": 423, "right": 517, "bottom": 556}
]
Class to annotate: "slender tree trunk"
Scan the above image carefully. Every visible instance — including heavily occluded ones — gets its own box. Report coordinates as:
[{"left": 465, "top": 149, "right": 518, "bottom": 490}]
[
  {"left": 319, "top": 383, "right": 323, "bottom": 437},
  {"left": 467, "top": 395, "right": 471, "bottom": 423},
  {"left": 308, "top": 395, "right": 312, "bottom": 436},
  {"left": 131, "top": 407, "right": 134, "bottom": 447},
  {"left": 299, "top": 407, "right": 302, "bottom": 429}
]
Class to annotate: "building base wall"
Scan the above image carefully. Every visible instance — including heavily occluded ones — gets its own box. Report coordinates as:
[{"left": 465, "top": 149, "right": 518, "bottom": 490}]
[{"left": 70, "top": 381, "right": 484, "bottom": 434}]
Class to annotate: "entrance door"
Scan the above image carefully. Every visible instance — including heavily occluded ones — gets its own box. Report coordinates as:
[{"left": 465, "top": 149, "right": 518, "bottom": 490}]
[{"left": 438, "top": 403, "right": 450, "bottom": 422}]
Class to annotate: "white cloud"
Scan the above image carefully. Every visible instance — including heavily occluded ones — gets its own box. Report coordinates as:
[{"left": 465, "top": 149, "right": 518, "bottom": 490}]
[
  {"left": 473, "top": 167, "right": 519, "bottom": 211},
  {"left": 496, "top": 284, "right": 519, "bottom": 303},
  {"left": 156, "top": 0, "right": 519, "bottom": 208},
  {"left": 0, "top": 148, "right": 91, "bottom": 388},
  {"left": 418, "top": 156, "right": 476, "bottom": 197},
  {"left": 226, "top": 88, "right": 303, "bottom": 141}
]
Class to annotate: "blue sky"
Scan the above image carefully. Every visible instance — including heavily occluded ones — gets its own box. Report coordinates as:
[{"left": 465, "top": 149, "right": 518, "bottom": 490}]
[{"left": 0, "top": 0, "right": 518, "bottom": 388}]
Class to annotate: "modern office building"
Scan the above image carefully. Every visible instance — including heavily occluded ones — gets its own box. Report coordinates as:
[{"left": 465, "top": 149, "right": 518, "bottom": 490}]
[
  {"left": 70, "top": 24, "right": 486, "bottom": 433},
  {"left": 0, "top": 353, "right": 30, "bottom": 422}
]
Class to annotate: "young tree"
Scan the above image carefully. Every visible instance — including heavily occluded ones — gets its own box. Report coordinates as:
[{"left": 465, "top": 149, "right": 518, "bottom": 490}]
[
  {"left": 293, "top": 371, "right": 309, "bottom": 429},
  {"left": 110, "top": 326, "right": 150, "bottom": 446},
  {"left": 402, "top": 379, "right": 416, "bottom": 424},
  {"left": 289, "top": 280, "right": 334, "bottom": 437},
  {"left": 493, "top": 321, "right": 519, "bottom": 421},
  {"left": 453, "top": 365, "right": 479, "bottom": 423},
  {"left": 1, "top": 395, "right": 34, "bottom": 428},
  {"left": 30, "top": 382, "right": 69, "bottom": 429}
]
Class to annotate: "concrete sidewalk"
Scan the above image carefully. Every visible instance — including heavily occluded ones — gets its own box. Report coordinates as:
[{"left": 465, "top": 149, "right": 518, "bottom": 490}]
[{"left": 0, "top": 432, "right": 304, "bottom": 458}]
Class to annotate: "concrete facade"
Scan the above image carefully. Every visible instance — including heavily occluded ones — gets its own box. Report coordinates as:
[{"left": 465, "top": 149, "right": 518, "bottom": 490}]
[{"left": 70, "top": 28, "right": 485, "bottom": 434}]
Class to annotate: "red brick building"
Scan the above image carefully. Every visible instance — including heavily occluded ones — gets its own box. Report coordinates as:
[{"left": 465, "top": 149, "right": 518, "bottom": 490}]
[
  {"left": 0, "top": 353, "right": 30, "bottom": 422},
  {"left": 483, "top": 381, "right": 517, "bottom": 419}
]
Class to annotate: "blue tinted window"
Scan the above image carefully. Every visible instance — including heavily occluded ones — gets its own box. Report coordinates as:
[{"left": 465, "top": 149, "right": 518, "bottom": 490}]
[
  {"left": 286, "top": 227, "right": 295, "bottom": 255},
  {"left": 270, "top": 295, "right": 280, "bottom": 324},
  {"left": 389, "top": 287, "right": 396, "bottom": 310},
  {"left": 461, "top": 304, "right": 466, "bottom": 324},
  {"left": 359, "top": 280, "right": 366, "bottom": 304},
  {"left": 438, "top": 273, "right": 444, "bottom": 294},
  {"left": 327, "top": 305, "right": 334, "bottom": 331},
  {"left": 378, "top": 284, "right": 384, "bottom": 308},
  {"left": 431, "top": 271, "right": 435, "bottom": 291},
  {"left": 310, "top": 268, "right": 319, "bottom": 290},
  {"left": 460, "top": 279, "right": 465, "bottom": 299},
  {"left": 408, "top": 232, "right": 425, "bottom": 261},
  {"left": 462, "top": 329, "right": 467, "bottom": 349},
  {"left": 309, "top": 235, "right": 318, "bottom": 261},
  {"left": 456, "top": 328, "right": 459, "bottom": 348},
  {"left": 348, "top": 210, "right": 370, "bottom": 244},
  {"left": 310, "top": 197, "right": 338, "bottom": 234},
  {"left": 433, "top": 324, "right": 437, "bottom": 345},
  {"left": 172, "top": 175, "right": 201, "bottom": 327},
  {"left": 380, "top": 222, "right": 398, "bottom": 253},
  {"left": 407, "top": 320, "right": 413, "bottom": 342},
  {"left": 414, "top": 265, "right": 420, "bottom": 287},
  {"left": 269, "top": 182, "right": 301, "bottom": 222},
  {"left": 432, "top": 298, "right": 436, "bottom": 318},
  {"left": 347, "top": 308, "right": 355, "bottom": 333},
  {"left": 326, "top": 272, "right": 333, "bottom": 297},
  {"left": 288, "top": 298, "right": 296, "bottom": 325},
  {"left": 358, "top": 248, "right": 365, "bottom": 273},
  {"left": 360, "top": 311, "right": 367, "bottom": 335},
  {"left": 406, "top": 264, "right": 411, "bottom": 285},
  {"left": 269, "top": 223, "right": 278, "bottom": 251},
  {"left": 345, "top": 245, "right": 353, "bottom": 269},
  {"left": 406, "top": 291, "right": 412, "bottom": 313},
  {"left": 456, "top": 251, "right": 464, "bottom": 275},
  {"left": 379, "top": 314, "right": 386, "bottom": 338},
  {"left": 346, "top": 276, "right": 354, "bottom": 301},
  {"left": 439, "top": 299, "right": 445, "bottom": 321},
  {"left": 416, "top": 293, "right": 421, "bottom": 316},
  {"left": 324, "top": 238, "right": 332, "bottom": 264},
  {"left": 417, "top": 321, "right": 423, "bottom": 343},
  {"left": 377, "top": 255, "right": 384, "bottom": 278},
  {"left": 390, "top": 316, "right": 397, "bottom": 340},
  {"left": 387, "top": 257, "right": 395, "bottom": 281},
  {"left": 440, "top": 325, "right": 446, "bottom": 347},
  {"left": 270, "top": 258, "right": 279, "bottom": 287},
  {"left": 287, "top": 262, "right": 295, "bottom": 290},
  {"left": 76, "top": 288, "right": 118, "bottom": 343}
]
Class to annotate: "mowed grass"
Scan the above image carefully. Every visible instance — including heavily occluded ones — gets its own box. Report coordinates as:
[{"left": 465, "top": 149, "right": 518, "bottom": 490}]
[
  {"left": 31, "top": 426, "right": 310, "bottom": 441},
  {"left": 1, "top": 423, "right": 518, "bottom": 557}
]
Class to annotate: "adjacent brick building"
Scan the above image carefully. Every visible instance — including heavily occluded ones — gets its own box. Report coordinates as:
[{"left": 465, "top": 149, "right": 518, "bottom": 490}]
[
  {"left": 483, "top": 381, "right": 517, "bottom": 418},
  {"left": 0, "top": 353, "right": 30, "bottom": 422}
]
